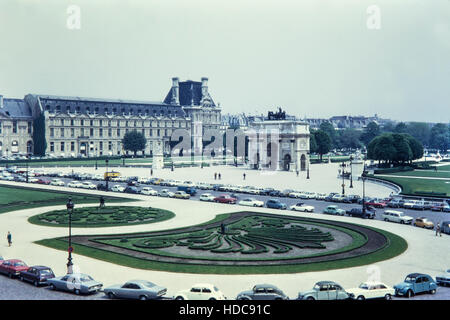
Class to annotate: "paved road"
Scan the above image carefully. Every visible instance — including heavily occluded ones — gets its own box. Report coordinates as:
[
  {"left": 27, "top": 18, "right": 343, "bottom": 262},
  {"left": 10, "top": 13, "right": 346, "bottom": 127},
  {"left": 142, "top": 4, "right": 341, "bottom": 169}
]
[
  {"left": 9, "top": 172, "right": 449, "bottom": 230},
  {"left": 1, "top": 274, "right": 449, "bottom": 300}
]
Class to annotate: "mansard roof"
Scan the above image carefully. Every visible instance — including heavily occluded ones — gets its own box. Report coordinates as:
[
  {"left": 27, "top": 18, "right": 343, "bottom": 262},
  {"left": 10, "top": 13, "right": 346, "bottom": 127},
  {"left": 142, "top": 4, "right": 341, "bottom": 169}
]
[
  {"left": 0, "top": 98, "right": 33, "bottom": 119},
  {"left": 163, "top": 80, "right": 216, "bottom": 107}
]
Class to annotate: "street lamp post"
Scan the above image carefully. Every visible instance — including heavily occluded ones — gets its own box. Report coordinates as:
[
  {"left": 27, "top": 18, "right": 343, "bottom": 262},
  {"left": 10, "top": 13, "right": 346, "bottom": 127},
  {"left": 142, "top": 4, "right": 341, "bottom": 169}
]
[
  {"left": 340, "top": 162, "right": 346, "bottom": 196},
  {"left": 26, "top": 156, "right": 29, "bottom": 183},
  {"left": 105, "top": 159, "right": 109, "bottom": 191},
  {"left": 362, "top": 163, "right": 367, "bottom": 215},
  {"left": 349, "top": 156, "right": 353, "bottom": 188},
  {"left": 66, "top": 198, "right": 75, "bottom": 274},
  {"left": 95, "top": 148, "right": 98, "bottom": 170}
]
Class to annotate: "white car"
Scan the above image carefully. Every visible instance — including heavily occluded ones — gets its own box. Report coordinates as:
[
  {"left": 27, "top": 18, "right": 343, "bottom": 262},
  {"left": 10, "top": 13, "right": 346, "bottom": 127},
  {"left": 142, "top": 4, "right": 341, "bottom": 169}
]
[
  {"left": 381, "top": 210, "right": 413, "bottom": 224},
  {"left": 288, "top": 192, "right": 303, "bottom": 198},
  {"left": 346, "top": 282, "right": 395, "bottom": 300},
  {"left": 316, "top": 193, "right": 327, "bottom": 200},
  {"left": 290, "top": 203, "right": 315, "bottom": 212},
  {"left": 81, "top": 182, "right": 97, "bottom": 190},
  {"left": 138, "top": 177, "right": 150, "bottom": 184},
  {"left": 1, "top": 175, "right": 14, "bottom": 181},
  {"left": 50, "top": 179, "right": 65, "bottom": 186},
  {"left": 158, "top": 189, "right": 175, "bottom": 198},
  {"left": 111, "top": 185, "right": 125, "bottom": 192},
  {"left": 199, "top": 193, "right": 216, "bottom": 202},
  {"left": 67, "top": 181, "right": 83, "bottom": 188},
  {"left": 141, "top": 187, "right": 157, "bottom": 196},
  {"left": 436, "top": 269, "right": 450, "bottom": 287},
  {"left": 238, "top": 198, "right": 264, "bottom": 207},
  {"left": 174, "top": 283, "right": 226, "bottom": 300}
]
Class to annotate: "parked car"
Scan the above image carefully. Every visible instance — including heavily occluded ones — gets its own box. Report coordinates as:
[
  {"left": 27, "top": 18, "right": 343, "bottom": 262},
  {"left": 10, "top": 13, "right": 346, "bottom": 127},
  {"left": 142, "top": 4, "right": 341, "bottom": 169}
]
[
  {"left": 36, "top": 179, "right": 51, "bottom": 185},
  {"left": 141, "top": 187, "right": 158, "bottom": 196},
  {"left": 19, "top": 266, "right": 55, "bottom": 286},
  {"left": 331, "top": 194, "right": 346, "bottom": 203},
  {"left": 387, "top": 199, "right": 405, "bottom": 208},
  {"left": 324, "top": 193, "right": 339, "bottom": 202},
  {"left": 0, "top": 259, "right": 29, "bottom": 278},
  {"left": 177, "top": 185, "right": 197, "bottom": 196},
  {"left": 436, "top": 269, "right": 450, "bottom": 287},
  {"left": 236, "top": 284, "right": 288, "bottom": 300},
  {"left": 111, "top": 185, "right": 125, "bottom": 192},
  {"left": 366, "top": 198, "right": 387, "bottom": 208},
  {"left": 347, "top": 282, "right": 395, "bottom": 300},
  {"left": 123, "top": 186, "right": 139, "bottom": 194},
  {"left": 297, "top": 281, "right": 350, "bottom": 300},
  {"left": 381, "top": 210, "right": 413, "bottom": 224},
  {"left": 323, "top": 205, "right": 345, "bottom": 216},
  {"left": 238, "top": 198, "right": 264, "bottom": 207},
  {"left": 50, "top": 179, "right": 65, "bottom": 186},
  {"left": 441, "top": 221, "right": 450, "bottom": 235},
  {"left": 346, "top": 208, "right": 375, "bottom": 219},
  {"left": 431, "top": 203, "right": 449, "bottom": 212},
  {"left": 174, "top": 283, "right": 226, "bottom": 300},
  {"left": 290, "top": 202, "right": 314, "bottom": 212},
  {"left": 67, "top": 181, "right": 81, "bottom": 188},
  {"left": 199, "top": 193, "right": 215, "bottom": 202},
  {"left": 266, "top": 199, "right": 287, "bottom": 210},
  {"left": 413, "top": 217, "right": 434, "bottom": 229},
  {"left": 174, "top": 191, "right": 190, "bottom": 199},
  {"left": 158, "top": 189, "right": 175, "bottom": 198},
  {"left": 394, "top": 273, "right": 437, "bottom": 298},
  {"left": 104, "top": 280, "right": 167, "bottom": 300},
  {"left": 315, "top": 193, "right": 327, "bottom": 200},
  {"left": 214, "top": 195, "right": 237, "bottom": 204},
  {"left": 47, "top": 273, "right": 103, "bottom": 295}
]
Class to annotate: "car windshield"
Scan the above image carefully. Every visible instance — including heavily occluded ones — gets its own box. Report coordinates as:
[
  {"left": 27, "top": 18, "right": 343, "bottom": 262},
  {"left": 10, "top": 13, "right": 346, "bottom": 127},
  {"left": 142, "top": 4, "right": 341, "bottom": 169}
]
[
  {"left": 13, "top": 262, "right": 26, "bottom": 267},
  {"left": 79, "top": 275, "right": 94, "bottom": 282},
  {"left": 143, "top": 281, "right": 156, "bottom": 287},
  {"left": 40, "top": 269, "right": 53, "bottom": 276},
  {"left": 358, "top": 283, "right": 369, "bottom": 290},
  {"left": 313, "top": 284, "right": 321, "bottom": 291}
]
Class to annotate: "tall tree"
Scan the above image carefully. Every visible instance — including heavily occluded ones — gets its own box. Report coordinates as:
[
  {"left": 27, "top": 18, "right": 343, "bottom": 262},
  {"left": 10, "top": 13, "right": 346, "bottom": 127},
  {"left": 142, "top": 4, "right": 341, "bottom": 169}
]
[
  {"left": 313, "top": 130, "right": 332, "bottom": 161},
  {"left": 319, "top": 121, "right": 336, "bottom": 148},
  {"left": 361, "top": 121, "right": 380, "bottom": 146},
  {"left": 394, "top": 122, "right": 408, "bottom": 134},
  {"left": 406, "top": 122, "right": 431, "bottom": 147},
  {"left": 122, "top": 130, "right": 147, "bottom": 156},
  {"left": 309, "top": 131, "right": 318, "bottom": 153},
  {"left": 392, "top": 133, "right": 412, "bottom": 164},
  {"left": 337, "top": 128, "right": 362, "bottom": 150},
  {"left": 430, "top": 123, "right": 450, "bottom": 152}
]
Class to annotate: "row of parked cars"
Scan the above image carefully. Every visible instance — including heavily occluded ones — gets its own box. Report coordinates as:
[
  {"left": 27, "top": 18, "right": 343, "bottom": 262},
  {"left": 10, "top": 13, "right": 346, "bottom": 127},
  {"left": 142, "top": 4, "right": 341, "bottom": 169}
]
[{"left": 0, "top": 255, "right": 448, "bottom": 300}]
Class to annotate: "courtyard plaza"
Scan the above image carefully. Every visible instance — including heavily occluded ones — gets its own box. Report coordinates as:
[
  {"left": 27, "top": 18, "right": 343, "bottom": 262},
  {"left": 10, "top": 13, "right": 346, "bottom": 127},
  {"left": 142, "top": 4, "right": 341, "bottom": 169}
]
[{"left": 0, "top": 177, "right": 448, "bottom": 300}]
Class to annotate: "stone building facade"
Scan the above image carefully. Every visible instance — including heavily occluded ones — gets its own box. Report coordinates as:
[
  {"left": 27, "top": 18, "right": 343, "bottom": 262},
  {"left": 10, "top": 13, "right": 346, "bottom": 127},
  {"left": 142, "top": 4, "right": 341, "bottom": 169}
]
[{"left": 0, "top": 77, "right": 221, "bottom": 158}]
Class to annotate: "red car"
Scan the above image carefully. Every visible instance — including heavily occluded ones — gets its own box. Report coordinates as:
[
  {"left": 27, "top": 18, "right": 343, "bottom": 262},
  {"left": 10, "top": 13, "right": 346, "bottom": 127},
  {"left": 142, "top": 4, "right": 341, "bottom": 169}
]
[
  {"left": 36, "top": 179, "right": 50, "bottom": 185},
  {"left": 214, "top": 195, "right": 237, "bottom": 204},
  {"left": 0, "top": 259, "right": 29, "bottom": 278},
  {"left": 366, "top": 199, "right": 387, "bottom": 208}
]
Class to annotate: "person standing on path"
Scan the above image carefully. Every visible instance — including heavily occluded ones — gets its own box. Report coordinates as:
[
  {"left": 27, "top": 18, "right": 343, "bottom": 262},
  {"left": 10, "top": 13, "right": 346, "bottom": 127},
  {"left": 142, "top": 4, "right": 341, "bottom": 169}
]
[
  {"left": 214, "top": 172, "right": 217, "bottom": 180},
  {"left": 436, "top": 223, "right": 442, "bottom": 237},
  {"left": 7, "top": 232, "right": 12, "bottom": 247},
  {"left": 218, "top": 173, "right": 221, "bottom": 180},
  {"left": 243, "top": 173, "right": 246, "bottom": 180}
]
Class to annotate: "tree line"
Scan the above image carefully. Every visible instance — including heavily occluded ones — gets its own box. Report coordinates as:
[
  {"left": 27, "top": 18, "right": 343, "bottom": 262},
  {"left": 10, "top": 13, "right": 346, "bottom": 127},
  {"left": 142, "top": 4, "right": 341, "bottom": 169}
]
[{"left": 310, "top": 121, "right": 450, "bottom": 164}]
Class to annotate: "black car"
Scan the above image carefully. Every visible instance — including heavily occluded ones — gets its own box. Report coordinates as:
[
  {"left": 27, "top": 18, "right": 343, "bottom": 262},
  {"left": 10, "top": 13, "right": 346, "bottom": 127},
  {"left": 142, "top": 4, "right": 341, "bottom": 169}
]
[
  {"left": 97, "top": 183, "right": 109, "bottom": 191},
  {"left": 260, "top": 188, "right": 275, "bottom": 196},
  {"left": 325, "top": 193, "right": 339, "bottom": 202},
  {"left": 342, "top": 195, "right": 360, "bottom": 203},
  {"left": 441, "top": 221, "right": 450, "bottom": 235},
  {"left": 236, "top": 284, "right": 288, "bottom": 300},
  {"left": 19, "top": 266, "right": 55, "bottom": 286},
  {"left": 268, "top": 190, "right": 283, "bottom": 197},
  {"left": 124, "top": 186, "right": 139, "bottom": 194},
  {"left": 346, "top": 208, "right": 376, "bottom": 219}
]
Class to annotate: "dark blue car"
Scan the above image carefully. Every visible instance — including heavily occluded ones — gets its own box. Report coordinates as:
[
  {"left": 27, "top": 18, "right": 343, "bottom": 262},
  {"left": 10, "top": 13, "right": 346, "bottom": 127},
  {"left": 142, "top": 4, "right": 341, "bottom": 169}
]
[
  {"left": 441, "top": 221, "right": 450, "bottom": 235},
  {"left": 394, "top": 273, "right": 437, "bottom": 298},
  {"left": 266, "top": 199, "right": 287, "bottom": 210}
]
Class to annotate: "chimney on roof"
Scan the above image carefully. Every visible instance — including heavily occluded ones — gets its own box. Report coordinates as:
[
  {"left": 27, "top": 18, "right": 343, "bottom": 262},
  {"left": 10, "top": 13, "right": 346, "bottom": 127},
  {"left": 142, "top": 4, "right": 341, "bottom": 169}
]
[
  {"left": 171, "top": 77, "right": 179, "bottom": 105},
  {"left": 201, "top": 77, "right": 208, "bottom": 99}
]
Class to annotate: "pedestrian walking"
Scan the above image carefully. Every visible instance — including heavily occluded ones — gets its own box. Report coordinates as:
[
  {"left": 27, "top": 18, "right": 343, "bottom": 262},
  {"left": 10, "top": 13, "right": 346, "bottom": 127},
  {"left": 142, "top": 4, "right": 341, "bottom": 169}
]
[
  {"left": 99, "top": 196, "right": 105, "bottom": 208},
  {"left": 7, "top": 231, "right": 12, "bottom": 247},
  {"left": 218, "top": 173, "right": 221, "bottom": 180},
  {"left": 436, "top": 223, "right": 442, "bottom": 237},
  {"left": 214, "top": 172, "right": 217, "bottom": 180},
  {"left": 243, "top": 173, "right": 246, "bottom": 180},
  {"left": 150, "top": 169, "right": 153, "bottom": 176},
  {"left": 296, "top": 170, "right": 299, "bottom": 177}
]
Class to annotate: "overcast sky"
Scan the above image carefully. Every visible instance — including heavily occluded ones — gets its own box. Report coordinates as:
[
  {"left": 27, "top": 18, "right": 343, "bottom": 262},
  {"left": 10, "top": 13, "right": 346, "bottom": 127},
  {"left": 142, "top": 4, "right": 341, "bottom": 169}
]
[{"left": 0, "top": 0, "right": 449, "bottom": 122}]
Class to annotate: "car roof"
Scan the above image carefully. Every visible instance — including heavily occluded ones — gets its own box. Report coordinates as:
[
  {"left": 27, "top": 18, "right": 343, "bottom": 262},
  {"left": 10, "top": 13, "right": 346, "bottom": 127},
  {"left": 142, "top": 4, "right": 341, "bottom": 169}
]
[
  {"left": 5, "top": 259, "right": 24, "bottom": 263},
  {"left": 254, "top": 284, "right": 278, "bottom": 289},
  {"left": 32, "top": 265, "right": 52, "bottom": 270},
  {"left": 192, "top": 283, "right": 215, "bottom": 288},
  {"left": 316, "top": 281, "right": 338, "bottom": 285},
  {"left": 406, "top": 273, "right": 428, "bottom": 277}
]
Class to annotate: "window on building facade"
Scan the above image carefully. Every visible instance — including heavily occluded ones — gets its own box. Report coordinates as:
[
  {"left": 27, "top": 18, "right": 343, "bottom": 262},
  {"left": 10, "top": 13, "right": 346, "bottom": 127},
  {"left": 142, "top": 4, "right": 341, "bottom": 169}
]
[
  {"left": 71, "top": 128, "right": 74, "bottom": 137},
  {"left": 99, "top": 141, "right": 103, "bottom": 151},
  {"left": 117, "top": 129, "right": 120, "bottom": 136},
  {"left": 108, "top": 141, "right": 112, "bottom": 151},
  {"left": 81, "top": 128, "right": 85, "bottom": 136},
  {"left": 50, "top": 128, "right": 54, "bottom": 137},
  {"left": 70, "top": 119, "right": 74, "bottom": 126},
  {"left": 60, "top": 142, "right": 65, "bottom": 152},
  {"left": 81, "top": 119, "right": 84, "bottom": 126},
  {"left": 90, "top": 128, "right": 94, "bottom": 136},
  {"left": 60, "top": 128, "right": 64, "bottom": 137},
  {"left": 12, "top": 121, "right": 17, "bottom": 134},
  {"left": 99, "top": 128, "right": 103, "bottom": 137},
  {"left": 28, "top": 122, "right": 32, "bottom": 134},
  {"left": 50, "top": 142, "right": 54, "bottom": 152},
  {"left": 71, "top": 142, "right": 75, "bottom": 152},
  {"left": 108, "top": 128, "right": 112, "bottom": 137},
  {"left": 90, "top": 120, "right": 93, "bottom": 126}
]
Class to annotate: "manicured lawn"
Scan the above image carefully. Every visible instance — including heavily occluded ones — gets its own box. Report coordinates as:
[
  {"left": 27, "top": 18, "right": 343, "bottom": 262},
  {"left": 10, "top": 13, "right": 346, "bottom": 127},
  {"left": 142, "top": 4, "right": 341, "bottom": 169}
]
[
  {"left": 28, "top": 206, "right": 175, "bottom": 228},
  {"left": 35, "top": 214, "right": 408, "bottom": 274},
  {"left": 371, "top": 175, "right": 450, "bottom": 197},
  {"left": 0, "top": 185, "right": 131, "bottom": 214},
  {"left": 382, "top": 170, "right": 450, "bottom": 179}
]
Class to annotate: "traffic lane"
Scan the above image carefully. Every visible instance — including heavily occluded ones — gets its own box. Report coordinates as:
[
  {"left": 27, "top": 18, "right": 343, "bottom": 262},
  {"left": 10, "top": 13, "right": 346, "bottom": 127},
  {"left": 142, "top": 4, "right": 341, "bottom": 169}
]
[
  {"left": 10, "top": 174, "right": 450, "bottom": 228},
  {"left": 392, "top": 286, "right": 450, "bottom": 300},
  {"left": 0, "top": 275, "right": 105, "bottom": 300}
]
